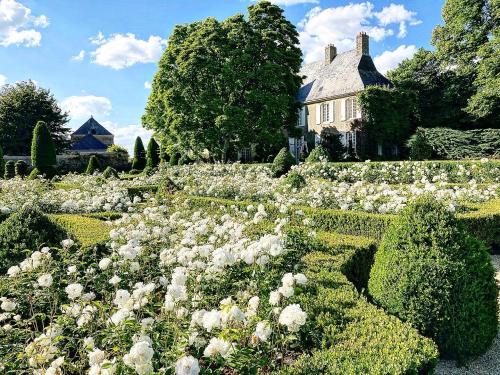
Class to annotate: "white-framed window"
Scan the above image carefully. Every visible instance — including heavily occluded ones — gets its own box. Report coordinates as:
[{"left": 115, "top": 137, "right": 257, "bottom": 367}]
[
  {"left": 344, "top": 98, "right": 359, "bottom": 120},
  {"left": 297, "top": 107, "right": 306, "bottom": 127},
  {"left": 320, "top": 103, "right": 330, "bottom": 123},
  {"left": 346, "top": 131, "right": 356, "bottom": 151},
  {"left": 240, "top": 148, "right": 251, "bottom": 162},
  {"left": 314, "top": 133, "right": 322, "bottom": 146}
]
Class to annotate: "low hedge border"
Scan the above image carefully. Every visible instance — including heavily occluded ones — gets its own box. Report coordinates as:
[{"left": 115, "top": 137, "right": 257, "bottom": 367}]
[
  {"left": 81, "top": 212, "right": 123, "bottom": 221},
  {"left": 167, "top": 195, "right": 500, "bottom": 250},
  {"left": 49, "top": 214, "right": 111, "bottom": 247},
  {"left": 282, "top": 231, "right": 438, "bottom": 374}
]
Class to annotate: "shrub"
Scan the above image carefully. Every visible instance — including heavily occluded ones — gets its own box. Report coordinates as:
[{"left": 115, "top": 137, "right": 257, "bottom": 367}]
[
  {"left": 129, "top": 169, "right": 142, "bottom": 175},
  {"left": 271, "top": 148, "right": 295, "bottom": 177},
  {"left": 320, "top": 130, "right": 346, "bottom": 161},
  {"left": 368, "top": 197, "right": 498, "bottom": 361},
  {"left": 146, "top": 138, "right": 160, "bottom": 169},
  {"left": 0, "top": 145, "right": 4, "bottom": 178},
  {"left": 85, "top": 155, "right": 101, "bottom": 175},
  {"left": 3, "top": 160, "right": 15, "bottom": 179},
  {"left": 284, "top": 171, "right": 306, "bottom": 190},
  {"left": 306, "top": 145, "right": 331, "bottom": 163},
  {"left": 14, "top": 160, "right": 29, "bottom": 177},
  {"left": 156, "top": 177, "right": 180, "bottom": 198},
  {"left": 0, "top": 206, "right": 69, "bottom": 273},
  {"left": 407, "top": 128, "right": 433, "bottom": 160},
  {"left": 102, "top": 166, "right": 118, "bottom": 179},
  {"left": 106, "top": 144, "right": 129, "bottom": 156},
  {"left": 28, "top": 167, "right": 40, "bottom": 180},
  {"left": 159, "top": 144, "right": 170, "bottom": 164},
  {"left": 31, "top": 121, "right": 57, "bottom": 177},
  {"left": 131, "top": 137, "right": 146, "bottom": 171}
]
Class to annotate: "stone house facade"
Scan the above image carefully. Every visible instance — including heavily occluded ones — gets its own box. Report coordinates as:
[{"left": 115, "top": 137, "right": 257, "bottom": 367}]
[{"left": 291, "top": 32, "right": 391, "bottom": 158}]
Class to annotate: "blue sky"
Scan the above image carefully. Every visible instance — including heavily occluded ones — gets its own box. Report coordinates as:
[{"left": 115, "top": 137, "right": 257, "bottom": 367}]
[{"left": 0, "top": 0, "right": 445, "bottom": 151}]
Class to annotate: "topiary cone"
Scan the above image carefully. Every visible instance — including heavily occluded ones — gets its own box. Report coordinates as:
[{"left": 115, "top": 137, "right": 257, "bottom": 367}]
[
  {"left": 31, "top": 121, "right": 57, "bottom": 177},
  {"left": 131, "top": 136, "right": 146, "bottom": 171}
]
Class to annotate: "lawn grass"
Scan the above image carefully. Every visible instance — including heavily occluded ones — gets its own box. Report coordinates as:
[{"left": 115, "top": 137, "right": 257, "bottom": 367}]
[{"left": 49, "top": 214, "right": 111, "bottom": 246}]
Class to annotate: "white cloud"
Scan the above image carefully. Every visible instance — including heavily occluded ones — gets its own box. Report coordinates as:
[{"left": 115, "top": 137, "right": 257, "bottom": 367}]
[
  {"left": 0, "top": 74, "right": 6, "bottom": 86},
  {"left": 260, "top": 0, "right": 319, "bottom": 5},
  {"left": 61, "top": 95, "right": 112, "bottom": 120},
  {"left": 71, "top": 50, "right": 85, "bottom": 61},
  {"left": 90, "top": 32, "right": 167, "bottom": 70},
  {"left": 298, "top": 2, "right": 419, "bottom": 63},
  {"left": 0, "top": 0, "right": 49, "bottom": 47},
  {"left": 374, "top": 44, "right": 417, "bottom": 73},
  {"left": 101, "top": 121, "right": 153, "bottom": 154},
  {"left": 374, "top": 4, "right": 421, "bottom": 38},
  {"left": 144, "top": 81, "right": 151, "bottom": 89}
]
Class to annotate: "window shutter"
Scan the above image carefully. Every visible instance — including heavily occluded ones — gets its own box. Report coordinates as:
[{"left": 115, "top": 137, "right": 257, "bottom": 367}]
[
  {"left": 329, "top": 101, "right": 335, "bottom": 122},
  {"left": 341, "top": 99, "right": 346, "bottom": 121},
  {"left": 315, "top": 104, "right": 321, "bottom": 124},
  {"left": 301, "top": 107, "right": 307, "bottom": 127}
]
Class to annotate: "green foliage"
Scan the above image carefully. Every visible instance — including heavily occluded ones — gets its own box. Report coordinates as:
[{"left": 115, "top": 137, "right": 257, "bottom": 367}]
[
  {"left": 369, "top": 197, "right": 498, "bottom": 361},
  {"left": 31, "top": 121, "right": 57, "bottom": 177},
  {"left": 459, "top": 198, "right": 500, "bottom": 250},
  {"left": 169, "top": 152, "right": 180, "bottom": 166},
  {"left": 14, "top": 160, "right": 28, "bottom": 177},
  {"left": 406, "top": 128, "right": 433, "bottom": 160},
  {"left": 0, "top": 145, "right": 4, "bottom": 176},
  {"left": 159, "top": 144, "right": 170, "bottom": 164},
  {"left": 106, "top": 144, "right": 129, "bottom": 156},
  {"left": 3, "top": 160, "right": 15, "bottom": 179},
  {"left": 320, "top": 130, "right": 346, "bottom": 161},
  {"left": 408, "top": 127, "right": 500, "bottom": 159},
  {"left": 49, "top": 214, "right": 110, "bottom": 247},
  {"left": 131, "top": 137, "right": 146, "bottom": 171},
  {"left": 85, "top": 155, "right": 101, "bottom": 175},
  {"left": 142, "top": 1, "right": 302, "bottom": 162},
  {"left": 146, "top": 138, "right": 160, "bottom": 169},
  {"left": 271, "top": 148, "right": 295, "bottom": 177},
  {"left": 357, "top": 86, "right": 414, "bottom": 159},
  {"left": 280, "top": 232, "right": 438, "bottom": 374},
  {"left": 102, "top": 166, "right": 118, "bottom": 179},
  {"left": 27, "top": 167, "right": 40, "bottom": 180},
  {"left": 156, "top": 177, "right": 180, "bottom": 199},
  {"left": 283, "top": 171, "right": 306, "bottom": 190},
  {"left": 306, "top": 145, "right": 331, "bottom": 163},
  {"left": 0, "top": 206, "right": 69, "bottom": 273},
  {"left": 0, "top": 80, "right": 70, "bottom": 155}
]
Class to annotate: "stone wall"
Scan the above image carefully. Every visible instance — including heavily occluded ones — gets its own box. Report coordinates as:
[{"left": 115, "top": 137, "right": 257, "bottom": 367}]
[{"left": 3, "top": 152, "right": 130, "bottom": 173}]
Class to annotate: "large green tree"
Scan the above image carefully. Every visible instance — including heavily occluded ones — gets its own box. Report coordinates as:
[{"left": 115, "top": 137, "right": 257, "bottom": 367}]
[
  {"left": 0, "top": 81, "right": 70, "bottom": 155},
  {"left": 142, "top": 1, "right": 302, "bottom": 162}
]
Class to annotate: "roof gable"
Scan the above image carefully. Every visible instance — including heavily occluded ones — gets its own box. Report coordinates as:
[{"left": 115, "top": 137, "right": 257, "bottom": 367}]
[
  {"left": 72, "top": 117, "right": 113, "bottom": 136},
  {"left": 298, "top": 50, "right": 391, "bottom": 103},
  {"left": 71, "top": 134, "right": 108, "bottom": 151}
]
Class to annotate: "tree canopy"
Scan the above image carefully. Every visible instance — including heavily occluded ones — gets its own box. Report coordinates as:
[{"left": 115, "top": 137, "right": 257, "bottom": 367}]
[
  {"left": 388, "top": 0, "right": 498, "bottom": 129},
  {"left": 142, "top": 1, "right": 302, "bottom": 162},
  {"left": 0, "top": 81, "right": 70, "bottom": 155}
]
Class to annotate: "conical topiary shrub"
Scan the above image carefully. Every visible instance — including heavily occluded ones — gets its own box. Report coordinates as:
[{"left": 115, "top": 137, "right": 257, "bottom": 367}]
[
  {"left": 368, "top": 197, "right": 498, "bottom": 361},
  {"left": 31, "top": 121, "right": 57, "bottom": 178},
  {"left": 271, "top": 147, "right": 295, "bottom": 177},
  {"left": 146, "top": 138, "right": 160, "bottom": 169},
  {"left": 14, "top": 160, "right": 29, "bottom": 177},
  {"left": 131, "top": 137, "right": 146, "bottom": 171},
  {"left": 4, "top": 161, "right": 15, "bottom": 179},
  {"left": 85, "top": 155, "right": 101, "bottom": 175},
  {"left": 159, "top": 144, "right": 169, "bottom": 165}
]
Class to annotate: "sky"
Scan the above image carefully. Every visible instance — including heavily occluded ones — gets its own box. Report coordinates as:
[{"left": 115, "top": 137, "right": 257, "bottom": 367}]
[{"left": 0, "top": 0, "right": 445, "bottom": 152}]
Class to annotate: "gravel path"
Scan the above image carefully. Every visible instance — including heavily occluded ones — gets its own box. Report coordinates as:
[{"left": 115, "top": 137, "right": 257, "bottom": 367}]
[{"left": 435, "top": 255, "right": 500, "bottom": 375}]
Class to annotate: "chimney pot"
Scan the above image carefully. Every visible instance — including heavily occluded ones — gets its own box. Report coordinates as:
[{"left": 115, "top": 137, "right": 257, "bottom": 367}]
[
  {"left": 325, "top": 43, "right": 337, "bottom": 64},
  {"left": 356, "top": 31, "right": 369, "bottom": 56}
]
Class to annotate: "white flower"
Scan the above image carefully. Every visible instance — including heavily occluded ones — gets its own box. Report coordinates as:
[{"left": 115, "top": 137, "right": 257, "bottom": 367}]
[
  {"left": 7, "top": 265, "right": 21, "bottom": 277},
  {"left": 65, "top": 283, "right": 83, "bottom": 300},
  {"left": 254, "top": 321, "right": 272, "bottom": 342},
  {"left": 269, "top": 291, "right": 281, "bottom": 306},
  {"left": 202, "top": 310, "right": 222, "bottom": 332},
  {"left": 88, "top": 348, "right": 106, "bottom": 366},
  {"left": 109, "top": 275, "right": 121, "bottom": 285},
  {"left": 278, "top": 304, "right": 307, "bottom": 332},
  {"left": 294, "top": 273, "right": 308, "bottom": 285},
  {"left": 99, "top": 257, "right": 112, "bottom": 270},
  {"left": 67, "top": 265, "right": 77, "bottom": 274},
  {"left": 203, "top": 337, "right": 233, "bottom": 358},
  {"left": 61, "top": 239, "right": 75, "bottom": 249},
  {"left": 123, "top": 338, "right": 154, "bottom": 375},
  {"left": 0, "top": 297, "right": 17, "bottom": 312},
  {"left": 175, "top": 355, "right": 200, "bottom": 375},
  {"left": 37, "top": 273, "right": 53, "bottom": 288}
]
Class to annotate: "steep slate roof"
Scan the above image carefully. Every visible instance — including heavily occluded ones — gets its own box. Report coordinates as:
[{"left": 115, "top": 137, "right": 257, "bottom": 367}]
[
  {"left": 71, "top": 134, "right": 108, "bottom": 151},
  {"left": 298, "top": 50, "right": 391, "bottom": 104},
  {"left": 72, "top": 117, "right": 113, "bottom": 136}
]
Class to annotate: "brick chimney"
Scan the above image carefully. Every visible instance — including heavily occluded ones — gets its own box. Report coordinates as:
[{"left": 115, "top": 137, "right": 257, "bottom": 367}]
[
  {"left": 356, "top": 31, "right": 369, "bottom": 56},
  {"left": 324, "top": 43, "right": 337, "bottom": 64}
]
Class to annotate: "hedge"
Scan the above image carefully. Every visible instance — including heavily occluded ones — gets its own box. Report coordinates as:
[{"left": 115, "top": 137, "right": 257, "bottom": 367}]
[
  {"left": 49, "top": 214, "right": 111, "bottom": 247},
  {"left": 281, "top": 231, "right": 438, "bottom": 374},
  {"left": 167, "top": 195, "right": 500, "bottom": 250}
]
